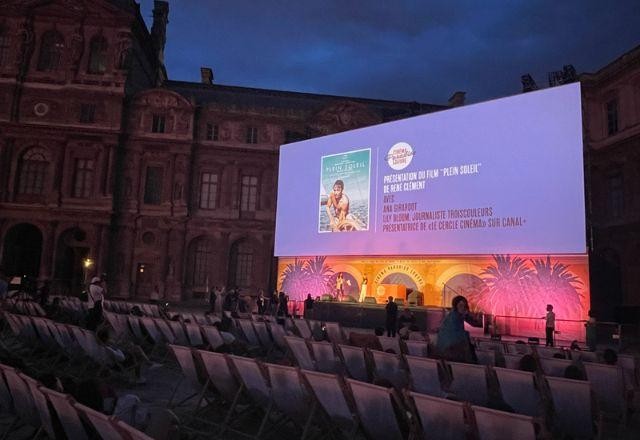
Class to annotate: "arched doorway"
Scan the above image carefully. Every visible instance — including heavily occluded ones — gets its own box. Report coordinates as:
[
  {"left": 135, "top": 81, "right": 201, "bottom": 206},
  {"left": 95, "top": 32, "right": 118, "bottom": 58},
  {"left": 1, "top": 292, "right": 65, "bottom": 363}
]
[
  {"left": 443, "top": 273, "right": 485, "bottom": 309},
  {"left": 54, "top": 228, "right": 89, "bottom": 295},
  {"left": 1, "top": 223, "right": 43, "bottom": 278}
]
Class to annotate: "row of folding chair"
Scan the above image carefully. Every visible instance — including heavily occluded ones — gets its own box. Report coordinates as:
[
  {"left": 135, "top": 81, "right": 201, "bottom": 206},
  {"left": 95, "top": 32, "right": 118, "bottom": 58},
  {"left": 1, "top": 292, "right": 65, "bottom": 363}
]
[
  {"left": 0, "top": 362, "right": 152, "bottom": 439},
  {"left": 1, "top": 311, "right": 136, "bottom": 382},
  {"left": 2, "top": 299, "right": 47, "bottom": 317},
  {"left": 285, "top": 335, "right": 628, "bottom": 437},
  {"left": 168, "top": 346, "right": 547, "bottom": 440},
  {"left": 103, "top": 299, "right": 161, "bottom": 318}
]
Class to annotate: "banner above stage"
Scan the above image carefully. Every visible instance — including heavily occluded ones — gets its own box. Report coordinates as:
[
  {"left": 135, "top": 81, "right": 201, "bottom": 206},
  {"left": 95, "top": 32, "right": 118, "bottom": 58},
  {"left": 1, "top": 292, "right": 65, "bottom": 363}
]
[{"left": 275, "top": 83, "right": 586, "bottom": 256}]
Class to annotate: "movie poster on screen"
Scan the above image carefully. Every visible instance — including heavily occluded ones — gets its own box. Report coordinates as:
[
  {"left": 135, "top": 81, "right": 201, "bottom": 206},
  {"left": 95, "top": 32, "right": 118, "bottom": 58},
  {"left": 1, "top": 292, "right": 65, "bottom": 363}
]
[{"left": 318, "top": 148, "right": 371, "bottom": 233}]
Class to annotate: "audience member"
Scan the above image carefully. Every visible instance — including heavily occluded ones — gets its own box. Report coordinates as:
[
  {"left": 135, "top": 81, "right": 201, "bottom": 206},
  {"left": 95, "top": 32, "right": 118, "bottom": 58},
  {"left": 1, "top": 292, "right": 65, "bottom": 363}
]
[
  {"left": 257, "top": 289, "right": 266, "bottom": 315},
  {"left": 86, "top": 276, "right": 105, "bottom": 331},
  {"left": 585, "top": 310, "right": 597, "bottom": 351},
  {"left": 385, "top": 296, "right": 398, "bottom": 337},
  {"left": 304, "top": 294, "right": 314, "bottom": 313},
  {"left": 518, "top": 354, "right": 538, "bottom": 373},
  {"left": 436, "top": 295, "right": 480, "bottom": 363},
  {"left": 603, "top": 348, "right": 618, "bottom": 365},
  {"left": 564, "top": 365, "right": 586, "bottom": 381}
]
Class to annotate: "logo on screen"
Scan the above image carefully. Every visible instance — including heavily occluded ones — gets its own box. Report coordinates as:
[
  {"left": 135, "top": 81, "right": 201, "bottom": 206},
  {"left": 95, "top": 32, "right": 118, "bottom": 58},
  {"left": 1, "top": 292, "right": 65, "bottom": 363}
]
[{"left": 386, "top": 142, "right": 414, "bottom": 170}]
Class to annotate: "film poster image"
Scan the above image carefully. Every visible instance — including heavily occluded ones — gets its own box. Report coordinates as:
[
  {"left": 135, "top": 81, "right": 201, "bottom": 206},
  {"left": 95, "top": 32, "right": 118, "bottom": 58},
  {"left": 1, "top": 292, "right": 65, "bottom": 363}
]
[{"left": 319, "top": 148, "right": 371, "bottom": 233}]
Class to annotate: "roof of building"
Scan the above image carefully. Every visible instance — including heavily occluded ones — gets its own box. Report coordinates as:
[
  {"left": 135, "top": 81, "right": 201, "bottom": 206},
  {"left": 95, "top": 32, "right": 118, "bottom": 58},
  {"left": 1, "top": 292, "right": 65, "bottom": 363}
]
[{"left": 165, "top": 80, "right": 447, "bottom": 119}]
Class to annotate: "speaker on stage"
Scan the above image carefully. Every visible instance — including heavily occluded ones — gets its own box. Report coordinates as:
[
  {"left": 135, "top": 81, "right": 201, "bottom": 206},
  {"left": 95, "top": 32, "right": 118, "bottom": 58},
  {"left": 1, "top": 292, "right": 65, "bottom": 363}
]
[
  {"left": 363, "top": 297, "right": 377, "bottom": 304},
  {"left": 320, "top": 294, "right": 334, "bottom": 302}
]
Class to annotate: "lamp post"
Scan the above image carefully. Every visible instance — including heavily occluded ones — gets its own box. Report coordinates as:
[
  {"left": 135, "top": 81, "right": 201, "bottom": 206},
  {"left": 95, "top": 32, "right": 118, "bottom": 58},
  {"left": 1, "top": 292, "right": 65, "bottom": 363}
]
[{"left": 83, "top": 258, "right": 94, "bottom": 285}]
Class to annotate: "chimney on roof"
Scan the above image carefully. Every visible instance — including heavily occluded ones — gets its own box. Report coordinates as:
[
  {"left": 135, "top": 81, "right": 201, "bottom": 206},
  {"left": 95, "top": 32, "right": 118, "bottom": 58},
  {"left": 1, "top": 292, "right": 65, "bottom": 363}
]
[
  {"left": 200, "top": 67, "right": 214, "bottom": 85},
  {"left": 151, "top": 1, "right": 169, "bottom": 64},
  {"left": 448, "top": 91, "right": 466, "bottom": 107}
]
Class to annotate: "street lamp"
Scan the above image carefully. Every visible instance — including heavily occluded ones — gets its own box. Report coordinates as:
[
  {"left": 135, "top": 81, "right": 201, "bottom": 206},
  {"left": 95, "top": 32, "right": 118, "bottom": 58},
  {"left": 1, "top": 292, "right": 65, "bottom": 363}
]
[{"left": 83, "top": 258, "right": 94, "bottom": 284}]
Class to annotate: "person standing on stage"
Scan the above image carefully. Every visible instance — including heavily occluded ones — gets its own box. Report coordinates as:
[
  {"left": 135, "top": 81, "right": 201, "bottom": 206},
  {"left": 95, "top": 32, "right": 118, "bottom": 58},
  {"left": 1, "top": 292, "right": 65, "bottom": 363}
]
[
  {"left": 359, "top": 275, "right": 368, "bottom": 302},
  {"left": 543, "top": 304, "right": 555, "bottom": 347},
  {"left": 385, "top": 296, "right": 398, "bottom": 337},
  {"left": 335, "top": 272, "right": 344, "bottom": 300}
]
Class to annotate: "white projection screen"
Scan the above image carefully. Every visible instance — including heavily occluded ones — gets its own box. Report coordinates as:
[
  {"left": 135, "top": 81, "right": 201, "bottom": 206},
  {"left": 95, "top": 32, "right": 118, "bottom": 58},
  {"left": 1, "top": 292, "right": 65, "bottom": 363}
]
[{"left": 275, "top": 83, "right": 586, "bottom": 257}]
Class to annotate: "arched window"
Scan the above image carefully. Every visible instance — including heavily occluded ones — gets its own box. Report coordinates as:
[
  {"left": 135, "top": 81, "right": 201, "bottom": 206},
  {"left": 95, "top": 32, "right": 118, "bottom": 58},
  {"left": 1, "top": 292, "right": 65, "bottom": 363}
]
[
  {"left": 37, "top": 30, "right": 64, "bottom": 71},
  {"left": 229, "top": 240, "right": 253, "bottom": 287},
  {"left": 0, "top": 26, "right": 9, "bottom": 67},
  {"left": 18, "top": 148, "right": 49, "bottom": 195},
  {"left": 87, "top": 36, "right": 108, "bottom": 74},
  {"left": 187, "top": 237, "right": 213, "bottom": 288}
]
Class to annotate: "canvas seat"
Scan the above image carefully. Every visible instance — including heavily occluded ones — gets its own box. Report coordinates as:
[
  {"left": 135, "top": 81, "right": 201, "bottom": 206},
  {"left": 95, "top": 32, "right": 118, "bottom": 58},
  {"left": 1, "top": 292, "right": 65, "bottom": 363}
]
[
  {"left": 405, "top": 355, "right": 446, "bottom": 397},
  {"left": 285, "top": 336, "right": 316, "bottom": 370},
  {"left": 338, "top": 344, "right": 370, "bottom": 382},
  {"left": 471, "top": 405, "right": 537, "bottom": 440},
  {"left": 447, "top": 361, "right": 489, "bottom": 406},
  {"left": 408, "top": 391, "right": 467, "bottom": 440},
  {"left": 346, "top": 379, "right": 407, "bottom": 440}
]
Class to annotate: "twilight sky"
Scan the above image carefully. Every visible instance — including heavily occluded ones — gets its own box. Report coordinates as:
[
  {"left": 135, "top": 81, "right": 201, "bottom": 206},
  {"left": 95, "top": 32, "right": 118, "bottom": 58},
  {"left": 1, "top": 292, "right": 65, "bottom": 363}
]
[{"left": 137, "top": 0, "right": 640, "bottom": 104}]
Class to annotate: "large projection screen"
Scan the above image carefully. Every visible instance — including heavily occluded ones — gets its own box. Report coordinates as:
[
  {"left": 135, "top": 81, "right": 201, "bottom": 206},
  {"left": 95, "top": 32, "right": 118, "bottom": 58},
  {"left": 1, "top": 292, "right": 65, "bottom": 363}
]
[{"left": 275, "top": 83, "right": 586, "bottom": 257}]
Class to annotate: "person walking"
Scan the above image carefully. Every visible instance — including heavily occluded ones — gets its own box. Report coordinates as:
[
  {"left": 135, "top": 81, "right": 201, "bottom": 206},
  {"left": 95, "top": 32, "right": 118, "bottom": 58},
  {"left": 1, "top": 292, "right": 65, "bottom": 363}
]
[
  {"left": 385, "top": 296, "right": 398, "bottom": 337},
  {"left": 87, "top": 276, "right": 105, "bottom": 331}
]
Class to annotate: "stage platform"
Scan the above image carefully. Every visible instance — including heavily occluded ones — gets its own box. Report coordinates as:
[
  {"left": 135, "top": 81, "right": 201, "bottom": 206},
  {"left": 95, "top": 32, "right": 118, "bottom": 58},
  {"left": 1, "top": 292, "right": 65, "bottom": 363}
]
[{"left": 306, "top": 301, "right": 454, "bottom": 333}]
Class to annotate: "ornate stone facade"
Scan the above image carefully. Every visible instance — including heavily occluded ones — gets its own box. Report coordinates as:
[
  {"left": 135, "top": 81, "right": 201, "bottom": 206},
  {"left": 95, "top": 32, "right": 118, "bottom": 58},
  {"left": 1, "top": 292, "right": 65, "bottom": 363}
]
[
  {"left": 582, "top": 45, "right": 640, "bottom": 316},
  {"left": 0, "top": 0, "right": 447, "bottom": 300}
]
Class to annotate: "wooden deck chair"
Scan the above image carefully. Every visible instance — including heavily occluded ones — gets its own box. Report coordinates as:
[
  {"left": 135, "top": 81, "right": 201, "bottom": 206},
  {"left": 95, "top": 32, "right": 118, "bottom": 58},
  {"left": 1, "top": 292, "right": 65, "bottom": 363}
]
[
  {"left": 104, "top": 312, "right": 132, "bottom": 341},
  {"left": 545, "top": 376, "right": 597, "bottom": 439},
  {"left": 154, "top": 318, "right": 176, "bottom": 345},
  {"left": 308, "top": 319, "right": 324, "bottom": 341},
  {"left": 447, "top": 361, "right": 489, "bottom": 406},
  {"left": 338, "top": 344, "right": 370, "bottom": 382},
  {"left": 202, "top": 325, "right": 225, "bottom": 350},
  {"left": 378, "top": 336, "right": 401, "bottom": 354},
  {"left": 237, "top": 319, "right": 261, "bottom": 347},
  {"left": 293, "top": 319, "right": 313, "bottom": 339},
  {"left": 505, "top": 343, "right": 532, "bottom": 356},
  {"left": 404, "top": 340, "right": 429, "bottom": 357},
  {"left": 617, "top": 354, "right": 639, "bottom": 390},
  {"left": 267, "top": 364, "right": 319, "bottom": 439},
  {"left": 167, "top": 345, "right": 211, "bottom": 410},
  {"left": 252, "top": 321, "right": 273, "bottom": 351},
  {"left": 369, "top": 350, "right": 408, "bottom": 390},
  {"left": 539, "top": 357, "right": 574, "bottom": 378},
  {"left": 407, "top": 391, "right": 467, "bottom": 440},
  {"left": 168, "top": 320, "right": 190, "bottom": 346},
  {"left": 535, "top": 346, "right": 566, "bottom": 359},
  {"left": 405, "top": 355, "right": 446, "bottom": 397},
  {"left": 346, "top": 379, "right": 407, "bottom": 440},
  {"left": 2, "top": 366, "right": 41, "bottom": 436},
  {"left": 116, "top": 419, "right": 156, "bottom": 439},
  {"left": 22, "top": 376, "right": 56, "bottom": 439},
  {"left": 141, "top": 304, "right": 155, "bottom": 317},
  {"left": 477, "top": 340, "right": 505, "bottom": 354},
  {"left": 196, "top": 350, "right": 247, "bottom": 435},
  {"left": 493, "top": 367, "right": 542, "bottom": 417},
  {"left": 185, "top": 323, "right": 205, "bottom": 347},
  {"left": 476, "top": 349, "right": 497, "bottom": 367},
  {"left": 228, "top": 355, "right": 276, "bottom": 439},
  {"left": 583, "top": 361, "right": 628, "bottom": 421},
  {"left": 301, "top": 370, "right": 359, "bottom": 438},
  {"left": 309, "top": 340, "right": 341, "bottom": 374},
  {"left": 471, "top": 405, "right": 537, "bottom": 440},
  {"left": 75, "top": 402, "right": 125, "bottom": 439},
  {"left": 573, "top": 350, "right": 599, "bottom": 363},
  {"left": 267, "top": 322, "right": 288, "bottom": 354},
  {"left": 502, "top": 353, "right": 523, "bottom": 370},
  {"left": 284, "top": 336, "right": 315, "bottom": 370},
  {"left": 127, "top": 316, "right": 146, "bottom": 343},
  {"left": 148, "top": 303, "right": 161, "bottom": 318},
  {"left": 325, "top": 322, "right": 345, "bottom": 344}
]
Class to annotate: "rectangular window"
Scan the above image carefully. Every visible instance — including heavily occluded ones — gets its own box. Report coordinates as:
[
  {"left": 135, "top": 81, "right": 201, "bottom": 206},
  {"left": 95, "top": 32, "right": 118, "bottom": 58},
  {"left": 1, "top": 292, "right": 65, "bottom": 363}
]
[
  {"left": 235, "top": 252, "right": 253, "bottom": 286},
  {"left": 0, "top": 31, "right": 9, "bottom": 67},
  {"left": 240, "top": 175, "right": 258, "bottom": 212},
  {"left": 246, "top": 126, "right": 258, "bottom": 144},
  {"left": 206, "top": 123, "right": 219, "bottom": 141},
  {"left": 606, "top": 99, "right": 618, "bottom": 135},
  {"left": 73, "top": 159, "right": 94, "bottom": 198},
  {"left": 144, "top": 166, "right": 163, "bottom": 205},
  {"left": 152, "top": 114, "right": 166, "bottom": 133},
  {"left": 199, "top": 172, "right": 218, "bottom": 209},
  {"left": 79, "top": 104, "right": 96, "bottom": 124},
  {"left": 607, "top": 173, "right": 623, "bottom": 219}
]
